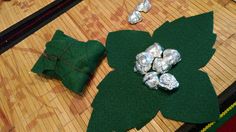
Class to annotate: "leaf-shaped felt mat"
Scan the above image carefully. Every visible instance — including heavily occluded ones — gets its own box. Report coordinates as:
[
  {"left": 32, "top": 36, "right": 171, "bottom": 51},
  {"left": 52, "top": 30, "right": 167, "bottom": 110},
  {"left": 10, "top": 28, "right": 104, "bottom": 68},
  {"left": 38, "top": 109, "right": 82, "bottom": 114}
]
[
  {"left": 32, "top": 30, "right": 105, "bottom": 94},
  {"left": 88, "top": 12, "right": 220, "bottom": 131}
]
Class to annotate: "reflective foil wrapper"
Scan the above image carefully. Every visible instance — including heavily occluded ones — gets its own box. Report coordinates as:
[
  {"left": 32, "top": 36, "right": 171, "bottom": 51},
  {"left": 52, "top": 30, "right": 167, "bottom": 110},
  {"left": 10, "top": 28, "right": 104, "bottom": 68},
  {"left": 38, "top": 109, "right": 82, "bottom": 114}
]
[
  {"left": 145, "top": 42, "right": 163, "bottom": 58},
  {"left": 136, "top": 0, "right": 152, "bottom": 13},
  {"left": 159, "top": 73, "right": 179, "bottom": 90},
  {"left": 163, "top": 49, "right": 181, "bottom": 65},
  {"left": 134, "top": 52, "right": 154, "bottom": 74},
  {"left": 134, "top": 62, "right": 152, "bottom": 75},
  {"left": 152, "top": 58, "right": 171, "bottom": 74},
  {"left": 143, "top": 72, "right": 159, "bottom": 89},
  {"left": 128, "top": 11, "right": 142, "bottom": 24},
  {"left": 134, "top": 42, "right": 181, "bottom": 91}
]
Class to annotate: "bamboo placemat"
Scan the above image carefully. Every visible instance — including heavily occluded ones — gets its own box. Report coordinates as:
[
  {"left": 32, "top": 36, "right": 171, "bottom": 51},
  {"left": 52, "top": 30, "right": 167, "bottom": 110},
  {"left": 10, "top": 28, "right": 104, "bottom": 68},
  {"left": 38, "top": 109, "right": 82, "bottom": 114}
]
[
  {"left": 0, "top": 0, "right": 53, "bottom": 32},
  {"left": 0, "top": 0, "right": 235, "bottom": 131}
]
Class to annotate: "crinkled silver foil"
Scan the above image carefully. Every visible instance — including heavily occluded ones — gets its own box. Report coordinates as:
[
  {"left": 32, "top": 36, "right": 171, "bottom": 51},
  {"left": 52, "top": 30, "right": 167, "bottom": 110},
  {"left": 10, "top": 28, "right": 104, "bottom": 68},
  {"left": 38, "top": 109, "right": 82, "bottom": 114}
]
[
  {"left": 145, "top": 42, "right": 163, "bottom": 58},
  {"left": 128, "top": 11, "right": 142, "bottom": 24},
  {"left": 134, "top": 43, "right": 181, "bottom": 91},
  {"left": 152, "top": 58, "right": 171, "bottom": 74},
  {"left": 143, "top": 72, "right": 159, "bottom": 89},
  {"left": 134, "top": 52, "right": 154, "bottom": 74},
  {"left": 163, "top": 49, "right": 181, "bottom": 65},
  {"left": 136, "top": 0, "right": 152, "bottom": 13},
  {"left": 136, "top": 52, "right": 154, "bottom": 66},
  {"left": 134, "top": 61, "right": 152, "bottom": 74},
  {"left": 159, "top": 73, "right": 179, "bottom": 90}
]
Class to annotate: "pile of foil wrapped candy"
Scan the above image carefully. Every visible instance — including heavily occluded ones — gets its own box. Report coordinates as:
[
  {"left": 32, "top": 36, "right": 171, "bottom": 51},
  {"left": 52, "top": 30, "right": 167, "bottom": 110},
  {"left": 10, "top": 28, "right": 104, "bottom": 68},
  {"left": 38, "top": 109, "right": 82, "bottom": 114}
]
[
  {"left": 134, "top": 43, "right": 181, "bottom": 91},
  {"left": 128, "top": 0, "right": 152, "bottom": 24}
]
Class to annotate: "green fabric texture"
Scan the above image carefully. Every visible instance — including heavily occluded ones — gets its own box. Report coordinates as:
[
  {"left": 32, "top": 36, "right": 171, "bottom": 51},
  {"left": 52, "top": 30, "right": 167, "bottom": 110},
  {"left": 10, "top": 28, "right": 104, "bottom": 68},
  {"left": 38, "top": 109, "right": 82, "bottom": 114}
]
[
  {"left": 88, "top": 12, "right": 219, "bottom": 132},
  {"left": 32, "top": 30, "right": 105, "bottom": 93}
]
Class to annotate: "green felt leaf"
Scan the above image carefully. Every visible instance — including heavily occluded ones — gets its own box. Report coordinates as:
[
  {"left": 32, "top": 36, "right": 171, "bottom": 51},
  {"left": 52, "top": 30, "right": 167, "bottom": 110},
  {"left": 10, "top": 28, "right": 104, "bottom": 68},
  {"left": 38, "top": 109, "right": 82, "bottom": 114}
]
[
  {"left": 88, "top": 12, "right": 219, "bottom": 131},
  {"left": 88, "top": 70, "right": 167, "bottom": 132},
  {"left": 161, "top": 70, "right": 219, "bottom": 123},
  {"left": 152, "top": 12, "right": 216, "bottom": 69},
  {"left": 106, "top": 30, "right": 153, "bottom": 71},
  {"left": 151, "top": 12, "right": 219, "bottom": 123},
  {"left": 32, "top": 30, "right": 105, "bottom": 94}
]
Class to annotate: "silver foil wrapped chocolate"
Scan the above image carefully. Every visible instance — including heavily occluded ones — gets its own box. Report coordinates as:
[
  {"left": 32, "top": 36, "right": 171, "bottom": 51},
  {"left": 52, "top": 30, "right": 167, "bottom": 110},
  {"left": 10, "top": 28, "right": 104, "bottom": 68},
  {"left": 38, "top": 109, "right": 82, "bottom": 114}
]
[
  {"left": 136, "top": 52, "right": 154, "bottom": 66},
  {"left": 145, "top": 43, "right": 163, "bottom": 58},
  {"left": 134, "top": 42, "right": 181, "bottom": 91},
  {"left": 159, "top": 73, "right": 179, "bottom": 90},
  {"left": 163, "top": 49, "right": 181, "bottom": 65},
  {"left": 128, "top": 11, "right": 142, "bottom": 24},
  {"left": 152, "top": 58, "right": 171, "bottom": 74},
  {"left": 136, "top": 0, "right": 152, "bottom": 13},
  {"left": 143, "top": 72, "right": 159, "bottom": 89},
  {"left": 134, "top": 52, "right": 154, "bottom": 74},
  {"left": 134, "top": 62, "right": 152, "bottom": 74}
]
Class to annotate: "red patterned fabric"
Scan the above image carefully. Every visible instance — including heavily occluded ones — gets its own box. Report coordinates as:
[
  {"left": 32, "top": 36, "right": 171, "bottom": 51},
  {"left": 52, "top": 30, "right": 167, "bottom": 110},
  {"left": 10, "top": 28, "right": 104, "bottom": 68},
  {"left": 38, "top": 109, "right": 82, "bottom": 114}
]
[{"left": 217, "top": 114, "right": 236, "bottom": 132}]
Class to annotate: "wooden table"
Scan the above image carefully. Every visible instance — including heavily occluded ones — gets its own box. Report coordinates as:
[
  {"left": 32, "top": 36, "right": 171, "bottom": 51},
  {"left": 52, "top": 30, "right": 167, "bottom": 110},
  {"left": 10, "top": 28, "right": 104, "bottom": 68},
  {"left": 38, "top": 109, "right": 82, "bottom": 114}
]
[
  {"left": 0, "top": 0, "right": 53, "bottom": 32},
  {"left": 0, "top": 0, "right": 235, "bottom": 131}
]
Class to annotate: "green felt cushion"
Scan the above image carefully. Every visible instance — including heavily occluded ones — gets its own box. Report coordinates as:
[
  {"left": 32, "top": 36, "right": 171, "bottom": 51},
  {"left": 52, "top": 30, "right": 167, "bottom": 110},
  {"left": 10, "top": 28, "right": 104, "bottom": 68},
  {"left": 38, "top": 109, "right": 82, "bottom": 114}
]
[
  {"left": 32, "top": 30, "right": 105, "bottom": 93},
  {"left": 88, "top": 12, "right": 219, "bottom": 132}
]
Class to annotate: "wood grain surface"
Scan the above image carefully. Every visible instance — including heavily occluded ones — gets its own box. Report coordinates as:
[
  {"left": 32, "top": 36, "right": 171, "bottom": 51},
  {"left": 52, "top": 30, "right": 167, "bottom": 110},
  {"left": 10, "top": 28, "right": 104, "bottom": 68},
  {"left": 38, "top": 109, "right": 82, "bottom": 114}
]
[
  {"left": 0, "top": 0, "right": 235, "bottom": 131},
  {"left": 0, "top": 0, "right": 53, "bottom": 32}
]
